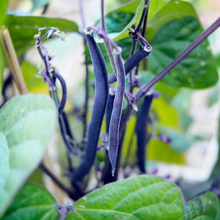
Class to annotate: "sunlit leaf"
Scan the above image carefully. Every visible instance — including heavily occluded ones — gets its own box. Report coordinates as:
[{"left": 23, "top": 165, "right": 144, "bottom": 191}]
[{"left": 0, "top": 94, "right": 57, "bottom": 216}]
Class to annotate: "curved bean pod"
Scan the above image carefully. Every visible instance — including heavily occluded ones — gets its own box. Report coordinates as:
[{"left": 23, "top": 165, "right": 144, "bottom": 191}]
[
  {"left": 51, "top": 70, "right": 67, "bottom": 115},
  {"left": 72, "top": 32, "right": 109, "bottom": 181},
  {"left": 135, "top": 94, "right": 153, "bottom": 173},
  {"left": 109, "top": 49, "right": 125, "bottom": 176},
  {"left": 108, "top": 48, "right": 151, "bottom": 84}
]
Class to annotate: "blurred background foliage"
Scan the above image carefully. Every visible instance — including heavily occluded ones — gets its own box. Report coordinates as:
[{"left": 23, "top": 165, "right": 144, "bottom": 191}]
[{"left": 0, "top": 0, "right": 220, "bottom": 201}]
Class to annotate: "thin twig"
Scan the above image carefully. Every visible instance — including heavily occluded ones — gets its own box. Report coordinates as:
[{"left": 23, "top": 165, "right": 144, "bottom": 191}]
[
  {"left": 101, "top": 0, "right": 117, "bottom": 74},
  {"left": 39, "top": 163, "right": 74, "bottom": 198},
  {"left": 142, "top": 0, "right": 150, "bottom": 70},
  {"left": 79, "top": 0, "right": 90, "bottom": 139},
  {"left": 129, "top": 38, "right": 138, "bottom": 92},
  {"left": 79, "top": 0, "right": 86, "bottom": 30}
]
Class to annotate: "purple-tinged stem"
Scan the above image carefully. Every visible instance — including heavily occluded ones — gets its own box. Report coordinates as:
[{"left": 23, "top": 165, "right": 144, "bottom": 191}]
[
  {"left": 85, "top": 26, "right": 120, "bottom": 54},
  {"left": 101, "top": 0, "right": 117, "bottom": 73},
  {"left": 135, "top": 17, "right": 220, "bottom": 102}
]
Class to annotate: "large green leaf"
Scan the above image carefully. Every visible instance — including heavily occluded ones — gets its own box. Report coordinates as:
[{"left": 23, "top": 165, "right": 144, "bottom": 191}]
[
  {"left": 0, "top": 0, "right": 8, "bottom": 26},
  {"left": 31, "top": 0, "right": 51, "bottom": 12},
  {"left": 0, "top": 0, "right": 8, "bottom": 92},
  {"left": 0, "top": 133, "right": 9, "bottom": 197},
  {"left": 0, "top": 94, "right": 57, "bottom": 216},
  {"left": 185, "top": 192, "right": 220, "bottom": 220},
  {"left": 102, "top": 0, "right": 168, "bottom": 41},
  {"left": 67, "top": 175, "right": 185, "bottom": 220},
  {"left": 5, "top": 14, "right": 78, "bottom": 56},
  {"left": 2, "top": 183, "right": 59, "bottom": 220},
  {"left": 149, "top": 16, "right": 218, "bottom": 88},
  {"left": 148, "top": 0, "right": 197, "bottom": 35}
]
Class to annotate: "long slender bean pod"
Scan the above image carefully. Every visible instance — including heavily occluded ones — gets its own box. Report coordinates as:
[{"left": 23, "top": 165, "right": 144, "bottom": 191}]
[
  {"left": 108, "top": 48, "right": 151, "bottom": 84},
  {"left": 72, "top": 30, "right": 109, "bottom": 181},
  {"left": 135, "top": 94, "right": 153, "bottom": 173},
  {"left": 109, "top": 48, "right": 125, "bottom": 176},
  {"left": 102, "top": 111, "right": 127, "bottom": 183}
]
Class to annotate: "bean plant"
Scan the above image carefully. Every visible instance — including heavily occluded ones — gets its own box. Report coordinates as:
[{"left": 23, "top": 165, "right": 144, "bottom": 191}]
[{"left": 0, "top": 0, "right": 220, "bottom": 219}]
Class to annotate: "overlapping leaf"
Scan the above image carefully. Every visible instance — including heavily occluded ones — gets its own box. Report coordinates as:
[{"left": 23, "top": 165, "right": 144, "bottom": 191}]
[{"left": 0, "top": 94, "right": 57, "bottom": 216}]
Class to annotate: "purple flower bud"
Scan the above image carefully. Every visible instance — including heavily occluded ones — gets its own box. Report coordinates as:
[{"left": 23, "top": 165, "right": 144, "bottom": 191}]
[
  {"left": 126, "top": 91, "right": 136, "bottom": 104},
  {"left": 212, "top": 188, "right": 220, "bottom": 197},
  {"left": 165, "top": 136, "right": 172, "bottom": 144},
  {"left": 157, "top": 134, "right": 172, "bottom": 144},
  {"left": 151, "top": 168, "right": 158, "bottom": 175},
  {"left": 157, "top": 134, "right": 163, "bottom": 140},
  {"left": 164, "top": 174, "right": 171, "bottom": 179},
  {"left": 133, "top": 77, "right": 143, "bottom": 87}
]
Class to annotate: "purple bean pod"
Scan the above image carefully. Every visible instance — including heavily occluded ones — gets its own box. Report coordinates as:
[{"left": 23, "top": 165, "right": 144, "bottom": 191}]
[
  {"left": 72, "top": 30, "right": 109, "bottom": 181},
  {"left": 109, "top": 48, "right": 125, "bottom": 176},
  {"left": 106, "top": 93, "right": 115, "bottom": 134},
  {"left": 135, "top": 94, "right": 153, "bottom": 173}
]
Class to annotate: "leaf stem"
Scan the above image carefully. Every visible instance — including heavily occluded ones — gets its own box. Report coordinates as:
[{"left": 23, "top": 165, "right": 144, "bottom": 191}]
[
  {"left": 135, "top": 17, "right": 220, "bottom": 102},
  {"left": 39, "top": 163, "right": 75, "bottom": 199}
]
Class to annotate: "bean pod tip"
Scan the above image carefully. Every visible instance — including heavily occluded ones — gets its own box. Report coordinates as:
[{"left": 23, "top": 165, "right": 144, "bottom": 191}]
[
  {"left": 111, "top": 167, "right": 116, "bottom": 177},
  {"left": 113, "top": 47, "right": 122, "bottom": 55}
]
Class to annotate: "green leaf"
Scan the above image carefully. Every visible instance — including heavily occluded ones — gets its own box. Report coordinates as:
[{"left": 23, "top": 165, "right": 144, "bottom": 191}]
[
  {"left": 0, "top": 0, "right": 8, "bottom": 92},
  {"left": 68, "top": 175, "right": 185, "bottom": 220},
  {"left": 0, "top": 0, "right": 8, "bottom": 26},
  {"left": 3, "top": 183, "right": 59, "bottom": 220},
  {"left": 5, "top": 14, "right": 79, "bottom": 56},
  {"left": 102, "top": 0, "right": 169, "bottom": 41},
  {"left": 171, "top": 89, "right": 193, "bottom": 130},
  {"left": 0, "top": 133, "right": 9, "bottom": 197},
  {"left": 31, "top": 0, "right": 51, "bottom": 12},
  {"left": 0, "top": 94, "right": 57, "bottom": 216},
  {"left": 149, "top": 16, "right": 218, "bottom": 88},
  {"left": 148, "top": 0, "right": 198, "bottom": 34},
  {"left": 185, "top": 192, "right": 220, "bottom": 220}
]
